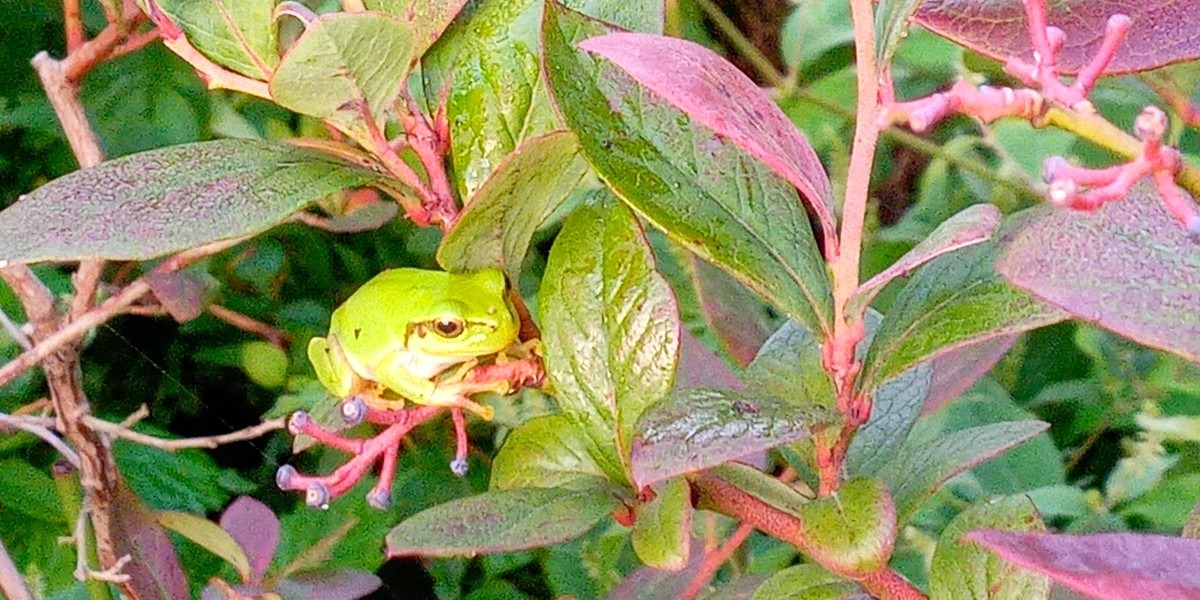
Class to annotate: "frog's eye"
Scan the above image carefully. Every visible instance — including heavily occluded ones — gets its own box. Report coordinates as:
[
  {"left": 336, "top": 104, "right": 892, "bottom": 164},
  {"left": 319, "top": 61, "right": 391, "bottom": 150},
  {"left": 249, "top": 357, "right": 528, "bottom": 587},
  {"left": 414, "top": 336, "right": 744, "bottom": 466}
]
[{"left": 433, "top": 318, "right": 465, "bottom": 338}]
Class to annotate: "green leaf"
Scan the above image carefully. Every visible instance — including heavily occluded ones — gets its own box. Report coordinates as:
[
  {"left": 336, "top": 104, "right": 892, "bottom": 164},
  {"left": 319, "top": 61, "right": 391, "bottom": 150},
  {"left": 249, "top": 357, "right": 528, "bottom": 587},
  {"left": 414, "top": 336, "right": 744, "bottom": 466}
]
[
  {"left": 540, "top": 195, "right": 680, "bottom": 485},
  {"left": 848, "top": 203, "right": 1001, "bottom": 317},
  {"left": 438, "top": 131, "right": 589, "bottom": 280},
  {"left": 386, "top": 484, "right": 619, "bottom": 557},
  {"left": 688, "top": 256, "right": 776, "bottom": 367},
  {"left": 269, "top": 13, "right": 415, "bottom": 146},
  {"left": 858, "top": 223, "right": 1068, "bottom": 394},
  {"left": 156, "top": 510, "right": 252, "bottom": 582},
  {"left": 155, "top": 0, "right": 278, "bottom": 79},
  {"left": 873, "top": 0, "right": 924, "bottom": 73},
  {"left": 746, "top": 320, "right": 836, "bottom": 413},
  {"left": 631, "top": 477, "right": 692, "bottom": 571},
  {"left": 923, "top": 381, "right": 1066, "bottom": 493},
  {"left": 751, "top": 564, "right": 861, "bottom": 600},
  {"left": 362, "top": 0, "right": 469, "bottom": 54},
  {"left": 929, "top": 495, "right": 1050, "bottom": 600},
  {"left": 845, "top": 312, "right": 932, "bottom": 477},
  {"left": 491, "top": 414, "right": 611, "bottom": 491},
  {"left": 631, "top": 388, "right": 831, "bottom": 490},
  {"left": 542, "top": 1, "right": 834, "bottom": 340},
  {"left": 435, "top": 0, "right": 660, "bottom": 197},
  {"left": 709, "top": 462, "right": 813, "bottom": 518},
  {"left": 878, "top": 420, "right": 1050, "bottom": 526},
  {"left": 997, "top": 183, "right": 1200, "bottom": 363},
  {"left": 0, "top": 139, "right": 392, "bottom": 264},
  {"left": 797, "top": 477, "right": 895, "bottom": 577},
  {"left": 0, "top": 459, "right": 64, "bottom": 523}
]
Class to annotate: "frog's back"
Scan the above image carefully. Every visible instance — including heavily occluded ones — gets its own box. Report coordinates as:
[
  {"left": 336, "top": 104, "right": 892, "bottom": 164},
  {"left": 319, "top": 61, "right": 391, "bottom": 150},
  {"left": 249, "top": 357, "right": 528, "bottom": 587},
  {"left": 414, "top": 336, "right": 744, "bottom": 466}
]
[{"left": 334, "top": 268, "right": 446, "bottom": 324}]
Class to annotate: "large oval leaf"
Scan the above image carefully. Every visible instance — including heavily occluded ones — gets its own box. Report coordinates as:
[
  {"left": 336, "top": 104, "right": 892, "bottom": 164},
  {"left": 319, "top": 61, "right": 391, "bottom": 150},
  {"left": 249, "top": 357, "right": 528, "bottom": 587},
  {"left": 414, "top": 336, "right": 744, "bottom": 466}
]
[
  {"left": 540, "top": 193, "right": 680, "bottom": 486},
  {"left": 385, "top": 484, "right": 619, "bottom": 557},
  {"left": 576, "top": 33, "right": 836, "bottom": 249},
  {"left": 0, "top": 140, "right": 391, "bottom": 264},
  {"left": 913, "top": 0, "right": 1200, "bottom": 74},
  {"left": 269, "top": 13, "right": 415, "bottom": 146},
  {"left": 997, "top": 183, "right": 1200, "bottom": 364},
  {"left": 543, "top": 1, "right": 834, "bottom": 340},
  {"left": 931, "top": 496, "right": 1049, "bottom": 600},
  {"left": 964, "top": 531, "right": 1200, "bottom": 599},
  {"left": 437, "top": 131, "right": 590, "bottom": 281},
  {"left": 796, "top": 478, "right": 896, "bottom": 577},
  {"left": 490, "top": 414, "right": 610, "bottom": 491},
  {"left": 631, "top": 388, "right": 832, "bottom": 490},
  {"left": 857, "top": 220, "right": 1068, "bottom": 395}
]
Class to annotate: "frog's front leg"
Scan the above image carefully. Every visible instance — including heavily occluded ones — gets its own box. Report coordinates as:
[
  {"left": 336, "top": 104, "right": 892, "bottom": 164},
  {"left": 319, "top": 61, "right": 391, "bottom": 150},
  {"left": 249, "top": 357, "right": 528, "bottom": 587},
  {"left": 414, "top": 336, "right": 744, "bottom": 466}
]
[
  {"left": 373, "top": 352, "right": 497, "bottom": 420},
  {"left": 308, "top": 334, "right": 358, "bottom": 398}
]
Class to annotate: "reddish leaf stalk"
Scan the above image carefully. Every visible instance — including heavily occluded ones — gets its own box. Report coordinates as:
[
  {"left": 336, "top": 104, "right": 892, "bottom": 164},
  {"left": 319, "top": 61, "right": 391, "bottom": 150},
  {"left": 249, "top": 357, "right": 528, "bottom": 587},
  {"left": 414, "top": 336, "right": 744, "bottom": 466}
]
[
  {"left": 401, "top": 94, "right": 460, "bottom": 229},
  {"left": 63, "top": 1, "right": 147, "bottom": 83},
  {"left": 821, "top": 0, "right": 880, "bottom": 497},
  {"left": 145, "top": 2, "right": 272, "bottom": 99},
  {"left": 690, "top": 472, "right": 926, "bottom": 600},
  {"left": 63, "top": 0, "right": 85, "bottom": 52},
  {"left": 207, "top": 304, "right": 292, "bottom": 348}
]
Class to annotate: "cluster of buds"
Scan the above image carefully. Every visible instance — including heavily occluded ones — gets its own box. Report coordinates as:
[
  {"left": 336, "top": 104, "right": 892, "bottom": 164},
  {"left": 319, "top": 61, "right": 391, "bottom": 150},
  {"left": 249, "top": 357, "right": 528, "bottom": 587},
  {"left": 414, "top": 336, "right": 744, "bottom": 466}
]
[
  {"left": 880, "top": 0, "right": 1199, "bottom": 236},
  {"left": 276, "top": 355, "right": 546, "bottom": 509}
]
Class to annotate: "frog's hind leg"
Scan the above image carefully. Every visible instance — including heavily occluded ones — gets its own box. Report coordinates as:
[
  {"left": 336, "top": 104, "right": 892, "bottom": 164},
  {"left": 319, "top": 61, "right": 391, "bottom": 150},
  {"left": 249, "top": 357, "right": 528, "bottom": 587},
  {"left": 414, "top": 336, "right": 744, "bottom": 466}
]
[{"left": 374, "top": 352, "right": 497, "bottom": 420}]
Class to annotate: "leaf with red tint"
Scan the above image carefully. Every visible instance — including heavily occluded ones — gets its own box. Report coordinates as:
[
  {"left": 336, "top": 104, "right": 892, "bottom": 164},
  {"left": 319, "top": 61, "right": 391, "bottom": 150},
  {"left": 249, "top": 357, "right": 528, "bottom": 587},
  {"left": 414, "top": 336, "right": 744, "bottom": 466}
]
[
  {"left": 219, "top": 496, "right": 280, "bottom": 584},
  {"left": 111, "top": 480, "right": 189, "bottom": 600},
  {"left": 997, "top": 183, "right": 1200, "bottom": 363},
  {"left": 676, "top": 328, "right": 743, "bottom": 392},
  {"left": 966, "top": 531, "right": 1200, "bottom": 599},
  {"left": 689, "top": 257, "right": 775, "bottom": 368},
  {"left": 576, "top": 33, "right": 837, "bottom": 252},
  {"left": 923, "top": 334, "right": 1017, "bottom": 415},
  {"left": 913, "top": 0, "right": 1200, "bottom": 74},
  {"left": 145, "top": 270, "right": 216, "bottom": 323}
]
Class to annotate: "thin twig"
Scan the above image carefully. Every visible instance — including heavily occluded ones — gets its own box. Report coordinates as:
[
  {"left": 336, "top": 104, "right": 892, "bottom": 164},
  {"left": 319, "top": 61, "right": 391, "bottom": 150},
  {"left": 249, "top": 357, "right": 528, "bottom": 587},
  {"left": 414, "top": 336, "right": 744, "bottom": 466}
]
[
  {"left": 681, "top": 523, "right": 755, "bottom": 600},
  {"left": 207, "top": 304, "right": 291, "bottom": 348},
  {"left": 0, "top": 237, "right": 246, "bottom": 390},
  {"left": 0, "top": 307, "right": 31, "bottom": 351},
  {"left": 0, "top": 536, "right": 33, "bottom": 600},
  {"left": 0, "top": 412, "right": 82, "bottom": 467},
  {"left": 82, "top": 415, "right": 286, "bottom": 451}
]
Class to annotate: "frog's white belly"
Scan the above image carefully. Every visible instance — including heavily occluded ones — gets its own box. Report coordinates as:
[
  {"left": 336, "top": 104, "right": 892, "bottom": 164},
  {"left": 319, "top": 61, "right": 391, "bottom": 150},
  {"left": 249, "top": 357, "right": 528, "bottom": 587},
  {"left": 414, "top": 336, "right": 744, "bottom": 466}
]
[{"left": 351, "top": 348, "right": 462, "bottom": 381}]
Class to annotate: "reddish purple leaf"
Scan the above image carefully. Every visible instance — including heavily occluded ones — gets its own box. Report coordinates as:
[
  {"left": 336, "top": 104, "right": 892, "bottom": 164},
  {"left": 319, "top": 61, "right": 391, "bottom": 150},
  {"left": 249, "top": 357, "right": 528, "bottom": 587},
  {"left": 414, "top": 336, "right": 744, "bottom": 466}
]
[
  {"left": 111, "top": 481, "right": 189, "bottom": 600},
  {"left": 145, "top": 270, "right": 215, "bottom": 323},
  {"left": 689, "top": 256, "right": 774, "bottom": 368},
  {"left": 966, "top": 531, "right": 1200, "bottom": 599},
  {"left": 274, "top": 568, "right": 382, "bottom": 600},
  {"left": 997, "top": 183, "right": 1200, "bottom": 363},
  {"left": 576, "top": 33, "right": 837, "bottom": 251},
  {"left": 676, "top": 328, "right": 743, "bottom": 392},
  {"left": 219, "top": 496, "right": 280, "bottom": 584},
  {"left": 924, "top": 334, "right": 1017, "bottom": 415},
  {"left": 607, "top": 547, "right": 704, "bottom": 600},
  {"left": 913, "top": 0, "right": 1200, "bottom": 74}
]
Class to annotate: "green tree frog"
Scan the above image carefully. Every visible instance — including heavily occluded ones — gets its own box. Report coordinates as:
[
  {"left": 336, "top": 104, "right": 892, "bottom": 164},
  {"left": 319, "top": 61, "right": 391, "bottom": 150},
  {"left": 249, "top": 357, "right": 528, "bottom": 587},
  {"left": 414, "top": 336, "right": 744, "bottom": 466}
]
[{"left": 307, "top": 267, "right": 521, "bottom": 420}]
